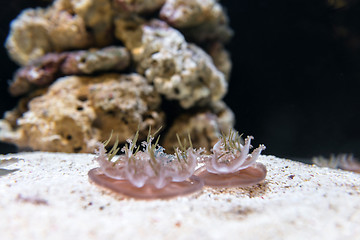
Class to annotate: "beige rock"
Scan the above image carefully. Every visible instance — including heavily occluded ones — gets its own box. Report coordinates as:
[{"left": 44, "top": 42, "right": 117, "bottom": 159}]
[
  {"left": 113, "top": 0, "right": 165, "bottom": 14},
  {"left": 9, "top": 53, "right": 67, "bottom": 96},
  {"left": 3, "top": 0, "right": 235, "bottom": 154},
  {"left": 3, "top": 89, "right": 47, "bottom": 128},
  {"left": 160, "top": 0, "right": 233, "bottom": 43},
  {"left": 5, "top": 8, "right": 53, "bottom": 66},
  {"left": 61, "top": 46, "right": 130, "bottom": 75},
  {"left": 113, "top": 15, "right": 144, "bottom": 49},
  {"left": 207, "top": 42, "right": 232, "bottom": 81},
  {"left": 55, "top": 0, "right": 114, "bottom": 46},
  {"left": 45, "top": 6, "right": 93, "bottom": 52},
  {"left": 160, "top": 0, "right": 221, "bottom": 28},
  {"left": 0, "top": 74, "right": 164, "bottom": 153},
  {"left": 115, "top": 19, "right": 228, "bottom": 108},
  {"left": 9, "top": 46, "right": 130, "bottom": 97},
  {"left": 5, "top": 0, "right": 114, "bottom": 65},
  {"left": 0, "top": 152, "right": 359, "bottom": 239},
  {"left": 162, "top": 101, "right": 235, "bottom": 152}
]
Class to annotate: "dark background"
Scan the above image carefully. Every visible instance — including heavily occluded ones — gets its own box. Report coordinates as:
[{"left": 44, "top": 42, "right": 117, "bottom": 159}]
[{"left": 1, "top": 0, "right": 359, "bottom": 160}]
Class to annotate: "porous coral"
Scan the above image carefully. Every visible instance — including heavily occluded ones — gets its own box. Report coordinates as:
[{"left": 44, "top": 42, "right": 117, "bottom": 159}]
[
  {"left": 207, "top": 42, "right": 232, "bottom": 81},
  {"left": 115, "top": 19, "right": 228, "bottom": 108},
  {"left": 8, "top": 46, "right": 130, "bottom": 96},
  {"left": 2, "top": 0, "right": 236, "bottom": 153},
  {"left": 55, "top": 0, "right": 114, "bottom": 46},
  {"left": 9, "top": 53, "right": 66, "bottom": 96},
  {"left": 160, "top": 0, "right": 233, "bottom": 43},
  {"left": 113, "top": 0, "right": 166, "bottom": 14},
  {"left": 0, "top": 74, "right": 164, "bottom": 152},
  {"left": 61, "top": 46, "right": 130, "bottom": 75},
  {"left": 162, "top": 101, "right": 235, "bottom": 152},
  {"left": 2, "top": 89, "right": 46, "bottom": 128},
  {"left": 6, "top": 8, "right": 53, "bottom": 66},
  {"left": 5, "top": 0, "right": 114, "bottom": 65}
]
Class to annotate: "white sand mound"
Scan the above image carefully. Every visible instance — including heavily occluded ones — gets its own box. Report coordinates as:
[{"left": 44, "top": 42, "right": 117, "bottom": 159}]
[{"left": 0, "top": 152, "right": 359, "bottom": 239}]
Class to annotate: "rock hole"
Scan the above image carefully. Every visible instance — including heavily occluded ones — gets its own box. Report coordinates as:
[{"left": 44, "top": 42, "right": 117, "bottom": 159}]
[
  {"left": 174, "top": 87, "right": 180, "bottom": 95},
  {"left": 151, "top": 59, "right": 158, "bottom": 67},
  {"left": 85, "top": 26, "right": 94, "bottom": 33},
  {"left": 78, "top": 95, "right": 88, "bottom": 102},
  {"left": 74, "top": 147, "right": 82, "bottom": 153},
  {"left": 106, "top": 110, "right": 116, "bottom": 116},
  {"left": 121, "top": 117, "right": 128, "bottom": 124},
  {"left": 91, "top": 118, "right": 102, "bottom": 128},
  {"left": 41, "top": 62, "right": 55, "bottom": 71},
  {"left": 143, "top": 113, "right": 154, "bottom": 120},
  {"left": 125, "top": 24, "right": 137, "bottom": 31}
]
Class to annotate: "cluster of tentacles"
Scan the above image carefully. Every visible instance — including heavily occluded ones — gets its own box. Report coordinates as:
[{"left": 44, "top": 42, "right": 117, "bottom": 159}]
[{"left": 88, "top": 129, "right": 267, "bottom": 199}]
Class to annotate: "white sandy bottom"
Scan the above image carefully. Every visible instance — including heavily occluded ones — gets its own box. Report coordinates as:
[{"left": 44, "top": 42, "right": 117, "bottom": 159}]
[{"left": 0, "top": 152, "right": 359, "bottom": 240}]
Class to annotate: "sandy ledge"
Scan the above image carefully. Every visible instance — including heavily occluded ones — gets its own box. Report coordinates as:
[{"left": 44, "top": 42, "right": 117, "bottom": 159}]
[{"left": 0, "top": 152, "right": 359, "bottom": 240}]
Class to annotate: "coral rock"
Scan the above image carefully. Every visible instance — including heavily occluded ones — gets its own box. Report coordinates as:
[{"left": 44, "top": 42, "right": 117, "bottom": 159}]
[
  {"left": 0, "top": 74, "right": 164, "bottom": 153},
  {"left": 113, "top": 0, "right": 166, "bottom": 14},
  {"left": 2, "top": 0, "right": 236, "bottom": 154},
  {"left": 3, "top": 89, "right": 47, "bottom": 128},
  {"left": 50, "top": 0, "right": 114, "bottom": 47},
  {"left": 160, "top": 0, "right": 233, "bottom": 43},
  {"left": 207, "top": 42, "right": 232, "bottom": 81},
  {"left": 5, "top": 8, "right": 53, "bottom": 66},
  {"left": 115, "top": 19, "right": 228, "bottom": 108},
  {"left": 9, "top": 53, "right": 67, "bottom": 96},
  {"left": 8, "top": 46, "right": 130, "bottom": 96},
  {"left": 5, "top": 0, "right": 114, "bottom": 65},
  {"left": 61, "top": 0, "right": 114, "bottom": 46},
  {"left": 162, "top": 101, "right": 235, "bottom": 152},
  {"left": 61, "top": 46, "right": 130, "bottom": 75},
  {"left": 45, "top": 6, "right": 92, "bottom": 51}
]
